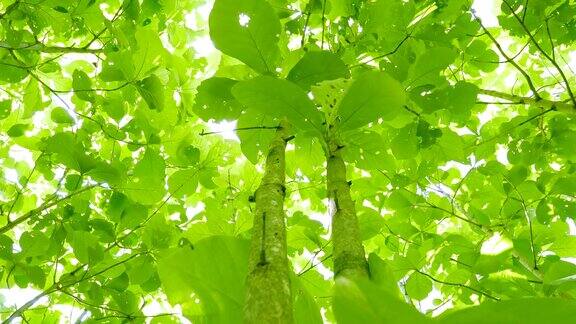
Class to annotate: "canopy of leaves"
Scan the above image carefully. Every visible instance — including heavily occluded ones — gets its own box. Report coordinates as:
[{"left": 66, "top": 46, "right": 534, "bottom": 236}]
[{"left": 0, "top": 0, "right": 576, "bottom": 322}]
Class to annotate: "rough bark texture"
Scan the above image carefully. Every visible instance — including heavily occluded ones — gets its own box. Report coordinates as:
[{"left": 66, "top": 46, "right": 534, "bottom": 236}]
[
  {"left": 244, "top": 123, "right": 293, "bottom": 324},
  {"left": 326, "top": 135, "right": 369, "bottom": 279}
]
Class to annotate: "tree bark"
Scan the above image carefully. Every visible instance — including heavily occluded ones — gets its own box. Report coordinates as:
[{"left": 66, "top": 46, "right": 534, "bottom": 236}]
[
  {"left": 244, "top": 122, "right": 293, "bottom": 324},
  {"left": 326, "top": 134, "right": 369, "bottom": 279}
]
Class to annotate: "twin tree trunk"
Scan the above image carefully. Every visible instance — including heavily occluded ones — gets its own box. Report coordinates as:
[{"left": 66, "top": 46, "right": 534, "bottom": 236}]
[
  {"left": 244, "top": 124, "right": 369, "bottom": 322},
  {"left": 326, "top": 135, "right": 370, "bottom": 279},
  {"left": 245, "top": 123, "right": 293, "bottom": 324}
]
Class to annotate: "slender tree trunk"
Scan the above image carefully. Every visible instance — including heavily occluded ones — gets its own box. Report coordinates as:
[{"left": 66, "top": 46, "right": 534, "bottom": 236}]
[
  {"left": 244, "top": 122, "right": 293, "bottom": 324},
  {"left": 326, "top": 134, "right": 369, "bottom": 279}
]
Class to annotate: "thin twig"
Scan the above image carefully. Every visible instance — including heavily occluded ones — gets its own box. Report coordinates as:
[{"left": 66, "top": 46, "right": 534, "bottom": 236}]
[
  {"left": 414, "top": 269, "right": 499, "bottom": 301},
  {"left": 199, "top": 125, "right": 279, "bottom": 136}
]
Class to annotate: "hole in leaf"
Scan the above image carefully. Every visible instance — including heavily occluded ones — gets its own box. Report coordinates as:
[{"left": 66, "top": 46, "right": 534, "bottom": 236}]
[{"left": 238, "top": 13, "right": 250, "bottom": 27}]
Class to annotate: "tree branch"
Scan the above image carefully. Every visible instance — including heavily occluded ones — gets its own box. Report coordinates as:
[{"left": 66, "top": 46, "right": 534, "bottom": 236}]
[
  {"left": 352, "top": 33, "right": 412, "bottom": 68},
  {"left": 472, "top": 11, "right": 541, "bottom": 99},
  {"left": 0, "top": 42, "right": 103, "bottom": 54},
  {"left": 502, "top": 0, "right": 576, "bottom": 108},
  {"left": 0, "top": 184, "right": 98, "bottom": 235},
  {"left": 199, "top": 125, "right": 279, "bottom": 136},
  {"left": 0, "top": 0, "right": 20, "bottom": 20},
  {"left": 414, "top": 269, "right": 500, "bottom": 301},
  {"left": 478, "top": 88, "right": 574, "bottom": 113}
]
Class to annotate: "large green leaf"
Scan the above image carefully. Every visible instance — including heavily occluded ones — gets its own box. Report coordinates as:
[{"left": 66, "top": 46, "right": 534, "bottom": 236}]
[
  {"left": 334, "top": 278, "right": 430, "bottom": 324},
  {"left": 123, "top": 149, "right": 166, "bottom": 205},
  {"left": 72, "top": 70, "right": 95, "bottom": 102},
  {"left": 158, "top": 236, "right": 250, "bottom": 323},
  {"left": 337, "top": 71, "right": 406, "bottom": 131},
  {"left": 292, "top": 273, "right": 323, "bottom": 324},
  {"left": 408, "top": 47, "right": 457, "bottom": 88},
  {"left": 438, "top": 298, "right": 576, "bottom": 324},
  {"left": 237, "top": 109, "right": 277, "bottom": 163},
  {"left": 136, "top": 75, "right": 165, "bottom": 111},
  {"left": 232, "top": 76, "right": 324, "bottom": 133},
  {"left": 193, "top": 77, "right": 242, "bottom": 121},
  {"left": 44, "top": 133, "right": 98, "bottom": 173},
  {"left": 287, "top": 51, "right": 350, "bottom": 90},
  {"left": 209, "top": 0, "right": 281, "bottom": 74},
  {"left": 342, "top": 130, "right": 396, "bottom": 171}
]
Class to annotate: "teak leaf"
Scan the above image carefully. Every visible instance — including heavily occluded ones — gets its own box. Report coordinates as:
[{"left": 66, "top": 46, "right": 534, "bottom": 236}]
[
  {"left": 337, "top": 71, "right": 406, "bottom": 131},
  {"left": 209, "top": 0, "right": 281, "bottom": 74},
  {"left": 232, "top": 76, "right": 323, "bottom": 133}
]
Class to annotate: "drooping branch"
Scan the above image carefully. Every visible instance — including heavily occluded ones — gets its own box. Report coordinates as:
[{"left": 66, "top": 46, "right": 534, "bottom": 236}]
[{"left": 4, "top": 252, "right": 145, "bottom": 323}]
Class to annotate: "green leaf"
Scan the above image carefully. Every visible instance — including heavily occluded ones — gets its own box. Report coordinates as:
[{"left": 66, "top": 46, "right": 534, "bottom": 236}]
[
  {"left": 391, "top": 124, "right": 419, "bottom": 160},
  {"left": 438, "top": 298, "right": 576, "bottom": 324},
  {"left": 176, "top": 144, "right": 201, "bottom": 166},
  {"left": 292, "top": 274, "right": 323, "bottom": 324},
  {"left": 385, "top": 190, "right": 413, "bottom": 210},
  {"left": 90, "top": 219, "right": 115, "bottom": 243},
  {"left": 237, "top": 109, "right": 277, "bottom": 163},
  {"left": 158, "top": 236, "right": 250, "bottom": 323},
  {"left": 0, "top": 57, "right": 29, "bottom": 83},
  {"left": 448, "top": 82, "right": 479, "bottom": 122},
  {"left": 53, "top": 6, "right": 69, "bottom": 13},
  {"left": 124, "top": 149, "right": 166, "bottom": 205},
  {"left": 409, "top": 47, "right": 457, "bottom": 88},
  {"left": 86, "top": 162, "right": 123, "bottom": 186},
  {"left": 168, "top": 169, "right": 199, "bottom": 198},
  {"left": 72, "top": 70, "right": 96, "bottom": 102},
  {"left": 64, "top": 174, "right": 82, "bottom": 191},
  {"left": 23, "top": 79, "right": 43, "bottom": 118},
  {"left": 136, "top": 75, "right": 165, "bottom": 111},
  {"left": 368, "top": 253, "right": 403, "bottom": 299},
  {"left": 360, "top": 0, "right": 415, "bottom": 37},
  {"left": 287, "top": 51, "right": 350, "bottom": 90},
  {"left": 543, "top": 261, "right": 576, "bottom": 286},
  {"left": 7, "top": 123, "right": 28, "bottom": 137},
  {"left": 69, "top": 231, "right": 104, "bottom": 264},
  {"left": 51, "top": 107, "right": 75, "bottom": 124},
  {"left": 127, "top": 255, "right": 155, "bottom": 285},
  {"left": 20, "top": 232, "right": 50, "bottom": 258},
  {"left": 107, "top": 272, "right": 129, "bottom": 292},
  {"left": 45, "top": 133, "right": 98, "bottom": 173},
  {"left": 334, "top": 278, "right": 430, "bottom": 324},
  {"left": 405, "top": 272, "right": 433, "bottom": 300},
  {"left": 342, "top": 130, "right": 396, "bottom": 171},
  {"left": 0, "top": 100, "right": 12, "bottom": 119},
  {"left": 232, "top": 76, "right": 323, "bottom": 133},
  {"left": 357, "top": 208, "right": 385, "bottom": 240},
  {"left": 337, "top": 71, "right": 406, "bottom": 131},
  {"left": 550, "top": 236, "right": 576, "bottom": 258},
  {"left": 193, "top": 77, "right": 242, "bottom": 121},
  {"left": 552, "top": 176, "right": 576, "bottom": 194},
  {"left": 209, "top": 0, "right": 281, "bottom": 73}
]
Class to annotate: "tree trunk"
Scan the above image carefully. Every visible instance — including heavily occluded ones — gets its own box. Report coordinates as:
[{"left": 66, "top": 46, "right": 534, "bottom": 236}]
[
  {"left": 326, "top": 134, "right": 369, "bottom": 279},
  {"left": 244, "top": 122, "right": 293, "bottom": 324}
]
